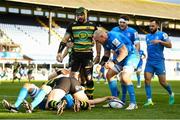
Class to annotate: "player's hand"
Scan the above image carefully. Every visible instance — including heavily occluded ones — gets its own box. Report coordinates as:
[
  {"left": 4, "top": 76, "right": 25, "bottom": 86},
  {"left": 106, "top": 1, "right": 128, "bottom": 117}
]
[
  {"left": 66, "top": 42, "right": 74, "bottom": 48},
  {"left": 93, "top": 56, "right": 100, "bottom": 64},
  {"left": 107, "top": 96, "right": 117, "bottom": 100},
  {"left": 61, "top": 69, "right": 70, "bottom": 75},
  {"left": 105, "top": 61, "right": 114, "bottom": 69},
  {"left": 56, "top": 53, "right": 63, "bottom": 62},
  {"left": 151, "top": 40, "right": 161, "bottom": 44}
]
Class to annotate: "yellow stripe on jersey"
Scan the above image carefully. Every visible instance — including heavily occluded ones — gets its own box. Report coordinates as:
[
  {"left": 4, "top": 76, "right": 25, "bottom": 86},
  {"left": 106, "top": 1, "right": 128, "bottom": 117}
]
[
  {"left": 74, "top": 42, "right": 93, "bottom": 45},
  {"left": 72, "top": 26, "right": 95, "bottom": 30},
  {"left": 73, "top": 34, "right": 93, "bottom": 38}
]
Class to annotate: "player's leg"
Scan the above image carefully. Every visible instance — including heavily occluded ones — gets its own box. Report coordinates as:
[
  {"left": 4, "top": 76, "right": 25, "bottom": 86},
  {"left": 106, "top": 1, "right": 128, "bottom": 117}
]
[
  {"left": 73, "top": 90, "right": 90, "bottom": 112},
  {"left": 120, "top": 75, "right": 127, "bottom": 103},
  {"left": 2, "top": 83, "right": 37, "bottom": 112},
  {"left": 30, "top": 84, "right": 52, "bottom": 110},
  {"left": 69, "top": 52, "right": 81, "bottom": 80},
  {"left": 121, "top": 53, "right": 139, "bottom": 110},
  {"left": 83, "top": 64, "right": 94, "bottom": 99},
  {"left": 46, "top": 89, "right": 66, "bottom": 110},
  {"left": 136, "top": 66, "right": 142, "bottom": 88},
  {"left": 144, "top": 62, "right": 154, "bottom": 106},
  {"left": 80, "top": 54, "right": 94, "bottom": 99},
  {"left": 156, "top": 62, "right": 174, "bottom": 105},
  {"left": 106, "top": 68, "right": 119, "bottom": 97},
  {"left": 121, "top": 68, "right": 137, "bottom": 110}
]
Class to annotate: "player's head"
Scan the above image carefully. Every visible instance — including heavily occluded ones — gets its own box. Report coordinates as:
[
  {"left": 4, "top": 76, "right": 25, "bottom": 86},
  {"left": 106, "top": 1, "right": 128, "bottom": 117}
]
[
  {"left": 118, "top": 15, "right": 129, "bottom": 30},
  {"left": 149, "top": 19, "right": 159, "bottom": 33},
  {"left": 93, "top": 30, "right": 108, "bottom": 44},
  {"left": 76, "top": 7, "right": 87, "bottom": 23}
]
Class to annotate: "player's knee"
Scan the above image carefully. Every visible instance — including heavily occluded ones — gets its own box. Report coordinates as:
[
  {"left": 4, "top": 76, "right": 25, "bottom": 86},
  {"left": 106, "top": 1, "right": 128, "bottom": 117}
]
[
  {"left": 41, "top": 85, "right": 52, "bottom": 94},
  {"left": 106, "top": 72, "right": 113, "bottom": 80},
  {"left": 85, "top": 68, "right": 92, "bottom": 81},
  {"left": 159, "top": 79, "right": 166, "bottom": 86},
  {"left": 23, "top": 83, "right": 34, "bottom": 89}
]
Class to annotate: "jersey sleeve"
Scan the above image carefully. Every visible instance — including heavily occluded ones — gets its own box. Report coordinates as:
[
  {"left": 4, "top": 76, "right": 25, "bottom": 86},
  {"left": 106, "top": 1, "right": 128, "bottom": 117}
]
[
  {"left": 133, "top": 31, "right": 140, "bottom": 44},
  {"left": 66, "top": 23, "right": 73, "bottom": 35},
  {"left": 111, "top": 27, "right": 117, "bottom": 32},
  {"left": 112, "top": 38, "right": 124, "bottom": 52},
  {"left": 162, "top": 32, "right": 170, "bottom": 41}
]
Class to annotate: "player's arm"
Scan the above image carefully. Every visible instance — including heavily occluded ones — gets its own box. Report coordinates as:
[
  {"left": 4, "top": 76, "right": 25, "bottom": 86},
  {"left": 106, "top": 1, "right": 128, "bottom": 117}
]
[
  {"left": 151, "top": 39, "right": 172, "bottom": 48},
  {"left": 99, "top": 50, "right": 110, "bottom": 66},
  {"left": 135, "top": 42, "right": 140, "bottom": 51},
  {"left": 159, "top": 40, "right": 172, "bottom": 48},
  {"left": 114, "top": 45, "right": 128, "bottom": 63},
  {"left": 134, "top": 31, "right": 140, "bottom": 51},
  {"left": 56, "top": 33, "right": 71, "bottom": 62},
  {"left": 93, "top": 41, "right": 101, "bottom": 64},
  {"left": 142, "top": 52, "right": 146, "bottom": 59},
  {"left": 105, "top": 45, "right": 128, "bottom": 69},
  {"left": 87, "top": 96, "right": 116, "bottom": 105},
  {"left": 62, "top": 42, "right": 74, "bottom": 59},
  {"left": 151, "top": 33, "right": 172, "bottom": 48},
  {"left": 48, "top": 69, "right": 70, "bottom": 80}
]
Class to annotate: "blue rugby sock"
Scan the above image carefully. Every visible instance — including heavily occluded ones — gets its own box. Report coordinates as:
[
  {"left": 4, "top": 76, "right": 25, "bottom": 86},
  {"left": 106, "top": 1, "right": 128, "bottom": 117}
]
[
  {"left": 145, "top": 84, "right": 152, "bottom": 100},
  {"left": 31, "top": 89, "right": 46, "bottom": 109},
  {"left": 162, "top": 84, "right": 172, "bottom": 95},
  {"left": 121, "top": 84, "right": 127, "bottom": 103},
  {"left": 14, "top": 87, "right": 28, "bottom": 108},
  {"left": 137, "top": 75, "right": 141, "bottom": 86},
  {"left": 127, "top": 84, "right": 136, "bottom": 104},
  {"left": 108, "top": 80, "right": 118, "bottom": 97}
]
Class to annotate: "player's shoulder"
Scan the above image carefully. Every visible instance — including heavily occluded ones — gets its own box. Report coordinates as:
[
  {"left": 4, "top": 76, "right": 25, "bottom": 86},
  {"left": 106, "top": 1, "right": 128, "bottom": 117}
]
[
  {"left": 146, "top": 33, "right": 151, "bottom": 37},
  {"left": 86, "top": 21, "right": 97, "bottom": 26},
  {"left": 127, "top": 27, "right": 137, "bottom": 33},
  {"left": 157, "top": 31, "right": 168, "bottom": 37},
  {"left": 108, "top": 31, "right": 120, "bottom": 38},
  {"left": 66, "top": 21, "right": 76, "bottom": 28},
  {"left": 112, "top": 26, "right": 119, "bottom": 31}
]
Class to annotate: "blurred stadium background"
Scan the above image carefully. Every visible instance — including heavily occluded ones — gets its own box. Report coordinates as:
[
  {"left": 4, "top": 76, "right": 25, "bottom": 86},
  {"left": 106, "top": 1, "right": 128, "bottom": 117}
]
[{"left": 0, "top": 0, "right": 180, "bottom": 81}]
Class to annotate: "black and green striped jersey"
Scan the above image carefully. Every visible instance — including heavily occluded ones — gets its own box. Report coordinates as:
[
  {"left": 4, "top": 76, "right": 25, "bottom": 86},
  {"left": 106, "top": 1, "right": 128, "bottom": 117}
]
[{"left": 66, "top": 21, "right": 97, "bottom": 52}]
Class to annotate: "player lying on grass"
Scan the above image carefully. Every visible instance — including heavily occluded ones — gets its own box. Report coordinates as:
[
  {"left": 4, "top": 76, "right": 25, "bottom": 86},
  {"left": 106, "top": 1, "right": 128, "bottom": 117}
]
[
  {"left": 2, "top": 69, "right": 115, "bottom": 115},
  {"left": 2, "top": 69, "right": 70, "bottom": 113},
  {"left": 41, "top": 76, "right": 115, "bottom": 115}
]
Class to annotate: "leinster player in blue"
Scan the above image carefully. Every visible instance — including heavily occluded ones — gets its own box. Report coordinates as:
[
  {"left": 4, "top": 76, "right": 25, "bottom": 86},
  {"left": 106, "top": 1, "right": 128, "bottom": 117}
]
[
  {"left": 111, "top": 15, "right": 140, "bottom": 101},
  {"left": 135, "top": 50, "right": 146, "bottom": 88},
  {"left": 93, "top": 30, "right": 139, "bottom": 110},
  {"left": 144, "top": 19, "right": 174, "bottom": 106},
  {"left": 111, "top": 15, "right": 140, "bottom": 51}
]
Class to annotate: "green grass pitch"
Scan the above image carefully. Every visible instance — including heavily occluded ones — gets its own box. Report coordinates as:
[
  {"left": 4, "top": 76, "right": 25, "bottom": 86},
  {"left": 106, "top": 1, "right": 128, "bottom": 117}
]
[{"left": 0, "top": 80, "right": 180, "bottom": 119}]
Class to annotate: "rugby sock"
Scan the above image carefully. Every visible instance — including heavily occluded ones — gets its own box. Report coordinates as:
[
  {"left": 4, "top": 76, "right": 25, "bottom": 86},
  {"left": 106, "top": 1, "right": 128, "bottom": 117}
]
[
  {"left": 31, "top": 89, "right": 46, "bottom": 109},
  {"left": 162, "top": 84, "right": 172, "bottom": 95},
  {"left": 79, "top": 101, "right": 89, "bottom": 110},
  {"left": 85, "top": 80, "right": 94, "bottom": 99},
  {"left": 127, "top": 84, "right": 136, "bottom": 104},
  {"left": 108, "top": 80, "right": 118, "bottom": 97},
  {"left": 48, "top": 100, "right": 60, "bottom": 109},
  {"left": 137, "top": 75, "right": 141, "bottom": 86},
  {"left": 121, "top": 84, "right": 127, "bottom": 103},
  {"left": 14, "top": 87, "right": 28, "bottom": 108},
  {"left": 145, "top": 84, "right": 152, "bottom": 100},
  {"left": 63, "top": 94, "right": 74, "bottom": 108}
]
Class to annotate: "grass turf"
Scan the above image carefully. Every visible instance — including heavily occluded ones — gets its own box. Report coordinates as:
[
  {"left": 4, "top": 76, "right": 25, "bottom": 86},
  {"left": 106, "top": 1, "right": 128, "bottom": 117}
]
[{"left": 0, "top": 80, "right": 180, "bottom": 119}]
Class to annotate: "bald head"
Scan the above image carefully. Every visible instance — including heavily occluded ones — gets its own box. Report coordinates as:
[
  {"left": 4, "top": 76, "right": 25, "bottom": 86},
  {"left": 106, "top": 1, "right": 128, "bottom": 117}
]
[{"left": 93, "top": 30, "right": 107, "bottom": 44}]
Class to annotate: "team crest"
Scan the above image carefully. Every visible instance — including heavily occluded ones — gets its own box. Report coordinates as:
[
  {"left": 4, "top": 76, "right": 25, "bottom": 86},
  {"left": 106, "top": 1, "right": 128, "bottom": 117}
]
[{"left": 79, "top": 31, "right": 88, "bottom": 40}]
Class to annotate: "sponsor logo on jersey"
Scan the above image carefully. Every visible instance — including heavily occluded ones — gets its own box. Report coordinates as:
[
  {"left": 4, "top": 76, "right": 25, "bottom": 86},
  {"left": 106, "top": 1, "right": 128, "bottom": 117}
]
[{"left": 112, "top": 38, "right": 121, "bottom": 47}]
